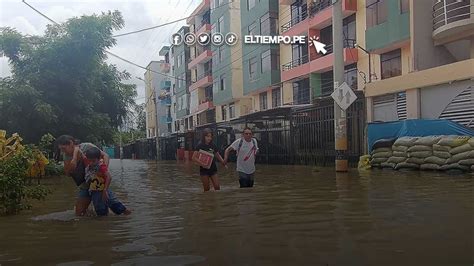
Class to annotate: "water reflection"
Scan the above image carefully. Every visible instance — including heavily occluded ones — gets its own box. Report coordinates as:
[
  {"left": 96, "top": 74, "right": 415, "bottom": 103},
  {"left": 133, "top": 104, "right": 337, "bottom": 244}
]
[{"left": 0, "top": 160, "right": 471, "bottom": 265}]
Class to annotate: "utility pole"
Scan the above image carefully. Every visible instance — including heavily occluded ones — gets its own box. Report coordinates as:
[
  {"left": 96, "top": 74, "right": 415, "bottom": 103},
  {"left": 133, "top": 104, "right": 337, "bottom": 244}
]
[{"left": 332, "top": 0, "right": 348, "bottom": 172}]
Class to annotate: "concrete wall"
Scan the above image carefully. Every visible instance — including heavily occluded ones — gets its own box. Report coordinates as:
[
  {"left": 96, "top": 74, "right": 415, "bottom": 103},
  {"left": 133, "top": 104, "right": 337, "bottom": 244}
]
[{"left": 411, "top": 0, "right": 457, "bottom": 71}]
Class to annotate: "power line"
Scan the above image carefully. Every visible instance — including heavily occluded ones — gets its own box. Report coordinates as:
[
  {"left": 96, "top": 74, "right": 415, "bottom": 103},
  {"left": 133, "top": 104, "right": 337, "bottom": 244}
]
[{"left": 112, "top": 0, "right": 234, "bottom": 38}]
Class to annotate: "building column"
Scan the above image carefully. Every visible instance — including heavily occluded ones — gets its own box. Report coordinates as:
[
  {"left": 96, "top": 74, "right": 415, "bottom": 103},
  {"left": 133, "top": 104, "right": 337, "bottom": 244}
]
[
  {"left": 406, "top": 88, "right": 421, "bottom": 119},
  {"left": 470, "top": 37, "right": 474, "bottom": 59},
  {"left": 366, "top": 96, "right": 374, "bottom": 123}
]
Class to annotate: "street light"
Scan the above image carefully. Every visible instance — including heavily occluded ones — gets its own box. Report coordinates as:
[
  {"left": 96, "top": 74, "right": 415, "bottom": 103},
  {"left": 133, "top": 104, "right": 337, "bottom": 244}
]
[{"left": 355, "top": 44, "right": 372, "bottom": 83}]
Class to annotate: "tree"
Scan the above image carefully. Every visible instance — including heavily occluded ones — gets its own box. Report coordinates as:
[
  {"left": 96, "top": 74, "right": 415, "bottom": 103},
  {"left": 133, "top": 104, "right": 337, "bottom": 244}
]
[
  {"left": 0, "top": 11, "right": 137, "bottom": 144},
  {"left": 135, "top": 103, "right": 146, "bottom": 132}
]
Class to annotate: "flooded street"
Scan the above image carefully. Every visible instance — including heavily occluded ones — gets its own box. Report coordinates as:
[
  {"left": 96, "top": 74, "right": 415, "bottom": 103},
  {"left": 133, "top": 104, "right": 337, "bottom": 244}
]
[{"left": 0, "top": 159, "right": 472, "bottom": 265}]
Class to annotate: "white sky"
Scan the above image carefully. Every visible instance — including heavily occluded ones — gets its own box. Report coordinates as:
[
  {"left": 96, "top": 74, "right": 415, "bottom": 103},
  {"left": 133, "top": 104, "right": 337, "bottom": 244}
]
[{"left": 0, "top": 0, "right": 200, "bottom": 104}]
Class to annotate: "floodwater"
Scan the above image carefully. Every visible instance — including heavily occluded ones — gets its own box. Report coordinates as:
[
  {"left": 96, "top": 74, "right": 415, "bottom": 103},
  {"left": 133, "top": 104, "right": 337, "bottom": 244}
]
[{"left": 0, "top": 160, "right": 472, "bottom": 266}]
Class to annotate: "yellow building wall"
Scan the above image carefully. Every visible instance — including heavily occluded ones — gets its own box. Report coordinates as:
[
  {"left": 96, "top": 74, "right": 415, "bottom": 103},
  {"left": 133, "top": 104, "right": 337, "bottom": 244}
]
[
  {"left": 282, "top": 82, "right": 293, "bottom": 105},
  {"left": 229, "top": 1, "right": 244, "bottom": 100}
]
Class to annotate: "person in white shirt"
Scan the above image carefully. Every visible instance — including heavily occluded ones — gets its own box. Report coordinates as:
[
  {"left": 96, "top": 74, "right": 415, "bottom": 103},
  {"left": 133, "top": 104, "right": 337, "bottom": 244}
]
[{"left": 224, "top": 127, "right": 259, "bottom": 188}]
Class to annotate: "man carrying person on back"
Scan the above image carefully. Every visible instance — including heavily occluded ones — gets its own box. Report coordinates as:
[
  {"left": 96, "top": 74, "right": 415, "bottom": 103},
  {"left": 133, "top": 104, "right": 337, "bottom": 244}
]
[{"left": 224, "top": 127, "right": 259, "bottom": 188}]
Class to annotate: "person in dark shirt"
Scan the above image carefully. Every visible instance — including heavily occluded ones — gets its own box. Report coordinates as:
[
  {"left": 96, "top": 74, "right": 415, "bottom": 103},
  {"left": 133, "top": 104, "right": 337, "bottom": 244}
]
[{"left": 192, "top": 128, "right": 227, "bottom": 191}]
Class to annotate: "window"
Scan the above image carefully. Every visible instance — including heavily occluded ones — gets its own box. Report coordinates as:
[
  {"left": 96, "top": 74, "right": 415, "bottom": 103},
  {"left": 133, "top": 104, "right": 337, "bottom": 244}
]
[
  {"left": 248, "top": 21, "right": 257, "bottom": 36},
  {"left": 291, "top": 0, "right": 307, "bottom": 24},
  {"left": 260, "top": 12, "right": 278, "bottom": 36},
  {"left": 229, "top": 103, "right": 235, "bottom": 118},
  {"left": 366, "top": 0, "right": 387, "bottom": 28},
  {"left": 221, "top": 105, "right": 227, "bottom": 120},
  {"left": 259, "top": 92, "right": 268, "bottom": 110},
  {"left": 400, "top": 0, "right": 409, "bottom": 13},
  {"left": 261, "top": 50, "right": 271, "bottom": 73},
  {"left": 272, "top": 88, "right": 281, "bottom": 108},
  {"left": 249, "top": 57, "right": 258, "bottom": 80},
  {"left": 248, "top": 0, "right": 255, "bottom": 10},
  {"left": 219, "top": 45, "right": 225, "bottom": 62},
  {"left": 220, "top": 74, "right": 226, "bottom": 91},
  {"left": 381, "top": 49, "right": 402, "bottom": 79},
  {"left": 218, "top": 16, "right": 224, "bottom": 32},
  {"left": 343, "top": 15, "right": 356, "bottom": 46},
  {"left": 293, "top": 78, "right": 310, "bottom": 104}
]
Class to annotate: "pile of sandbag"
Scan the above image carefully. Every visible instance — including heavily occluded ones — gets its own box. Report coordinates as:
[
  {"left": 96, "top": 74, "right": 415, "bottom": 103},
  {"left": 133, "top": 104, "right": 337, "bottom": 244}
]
[
  {"left": 369, "top": 138, "right": 395, "bottom": 169},
  {"left": 438, "top": 136, "right": 474, "bottom": 171},
  {"left": 369, "top": 135, "right": 474, "bottom": 172}
]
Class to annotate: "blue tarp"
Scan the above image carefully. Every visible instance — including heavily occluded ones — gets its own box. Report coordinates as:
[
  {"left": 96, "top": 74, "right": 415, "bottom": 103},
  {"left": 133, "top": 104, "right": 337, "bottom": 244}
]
[{"left": 367, "top": 119, "right": 474, "bottom": 151}]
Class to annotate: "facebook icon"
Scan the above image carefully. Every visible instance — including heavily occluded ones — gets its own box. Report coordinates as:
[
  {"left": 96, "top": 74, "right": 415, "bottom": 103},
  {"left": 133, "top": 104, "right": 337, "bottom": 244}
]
[{"left": 171, "top": 33, "right": 183, "bottom": 46}]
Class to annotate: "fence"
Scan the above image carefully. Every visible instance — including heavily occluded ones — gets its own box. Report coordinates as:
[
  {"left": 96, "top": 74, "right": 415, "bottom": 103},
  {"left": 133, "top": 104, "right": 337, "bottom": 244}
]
[{"left": 122, "top": 138, "right": 157, "bottom": 160}]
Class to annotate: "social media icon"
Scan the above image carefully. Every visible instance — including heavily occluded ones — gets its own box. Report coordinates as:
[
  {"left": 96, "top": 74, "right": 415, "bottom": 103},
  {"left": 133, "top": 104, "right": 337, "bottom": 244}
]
[
  {"left": 171, "top": 33, "right": 183, "bottom": 46},
  {"left": 225, "top": 32, "right": 238, "bottom": 46},
  {"left": 184, "top": 33, "right": 196, "bottom": 46},
  {"left": 197, "top": 32, "right": 210, "bottom": 46},
  {"left": 211, "top": 33, "right": 224, "bottom": 46}
]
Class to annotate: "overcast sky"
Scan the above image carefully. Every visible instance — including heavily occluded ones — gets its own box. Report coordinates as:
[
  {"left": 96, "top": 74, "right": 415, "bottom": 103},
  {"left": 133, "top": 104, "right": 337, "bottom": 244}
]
[{"left": 0, "top": 0, "right": 200, "bottom": 104}]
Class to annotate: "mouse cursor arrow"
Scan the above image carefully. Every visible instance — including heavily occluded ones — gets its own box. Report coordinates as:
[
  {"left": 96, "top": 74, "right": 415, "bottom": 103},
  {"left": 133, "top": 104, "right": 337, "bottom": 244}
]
[{"left": 312, "top": 40, "right": 327, "bottom": 55}]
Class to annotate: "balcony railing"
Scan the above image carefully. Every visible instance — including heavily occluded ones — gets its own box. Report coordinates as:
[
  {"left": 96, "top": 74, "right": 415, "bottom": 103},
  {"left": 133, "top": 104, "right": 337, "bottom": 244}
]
[
  {"left": 281, "top": 6, "right": 308, "bottom": 33},
  {"left": 197, "top": 70, "right": 212, "bottom": 81},
  {"left": 309, "top": 0, "right": 331, "bottom": 17},
  {"left": 433, "top": 0, "right": 473, "bottom": 30},
  {"left": 282, "top": 55, "right": 309, "bottom": 71},
  {"left": 319, "top": 39, "right": 356, "bottom": 57}
]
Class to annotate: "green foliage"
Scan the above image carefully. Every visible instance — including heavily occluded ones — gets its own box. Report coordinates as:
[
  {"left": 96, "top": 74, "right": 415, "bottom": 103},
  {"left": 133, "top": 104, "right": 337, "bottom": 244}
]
[
  {"left": 0, "top": 10, "right": 137, "bottom": 144},
  {"left": 45, "top": 162, "right": 64, "bottom": 177},
  {"left": 0, "top": 149, "right": 51, "bottom": 215}
]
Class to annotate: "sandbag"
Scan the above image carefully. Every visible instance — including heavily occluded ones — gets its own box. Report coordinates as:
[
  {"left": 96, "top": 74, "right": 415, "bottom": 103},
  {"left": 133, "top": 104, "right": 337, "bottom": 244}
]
[
  {"left": 414, "top": 136, "right": 441, "bottom": 146},
  {"left": 392, "top": 151, "right": 408, "bottom": 157},
  {"left": 387, "top": 156, "right": 407, "bottom": 164},
  {"left": 407, "top": 157, "right": 425, "bottom": 165},
  {"left": 372, "top": 138, "right": 397, "bottom": 150},
  {"left": 408, "top": 151, "right": 433, "bottom": 158},
  {"left": 392, "top": 145, "right": 409, "bottom": 153},
  {"left": 433, "top": 151, "right": 451, "bottom": 159},
  {"left": 433, "top": 144, "right": 451, "bottom": 152},
  {"left": 420, "top": 164, "right": 440, "bottom": 171},
  {"left": 394, "top": 137, "right": 418, "bottom": 147},
  {"left": 469, "top": 137, "right": 474, "bottom": 148},
  {"left": 370, "top": 157, "right": 389, "bottom": 164},
  {"left": 437, "top": 136, "right": 470, "bottom": 147},
  {"left": 447, "top": 150, "right": 474, "bottom": 164},
  {"left": 440, "top": 163, "right": 469, "bottom": 171},
  {"left": 424, "top": 156, "right": 447, "bottom": 165},
  {"left": 408, "top": 145, "right": 432, "bottom": 152},
  {"left": 459, "top": 159, "right": 474, "bottom": 166},
  {"left": 381, "top": 162, "right": 396, "bottom": 169},
  {"left": 371, "top": 147, "right": 392, "bottom": 154},
  {"left": 395, "top": 162, "right": 419, "bottom": 170},
  {"left": 372, "top": 151, "right": 392, "bottom": 159},
  {"left": 471, "top": 165, "right": 474, "bottom": 171},
  {"left": 450, "top": 143, "right": 472, "bottom": 155}
]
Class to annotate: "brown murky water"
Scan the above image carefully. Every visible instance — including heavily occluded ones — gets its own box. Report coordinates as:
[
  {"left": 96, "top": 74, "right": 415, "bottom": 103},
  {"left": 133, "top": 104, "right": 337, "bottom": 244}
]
[{"left": 0, "top": 160, "right": 472, "bottom": 265}]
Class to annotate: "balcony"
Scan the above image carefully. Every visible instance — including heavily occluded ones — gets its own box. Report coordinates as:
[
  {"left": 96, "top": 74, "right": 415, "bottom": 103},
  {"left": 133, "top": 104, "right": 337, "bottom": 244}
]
[
  {"left": 308, "top": 0, "right": 357, "bottom": 29},
  {"left": 195, "top": 23, "right": 211, "bottom": 36},
  {"left": 159, "top": 63, "right": 170, "bottom": 73},
  {"left": 432, "top": 0, "right": 474, "bottom": 45},
  {"left": 160, "top": 116, "right": 173, "bottom": 124},
  {"left": 188, "top": 49, "right": 212, "bottom": 69},
  {"left": 281, "top": 7, "right": 308, "bottom": 36},
  {"left": 160, "top": 97, "right": 172, "bottom": 106},
  {"left": 160, "top": 80, "right": 171, "bottom": 90},
  {"left": 189, "top": 72, "right": 213, "bottom": 92},
  {"left": 192, "top": 100, "right": 214, "bottom": 114},
  {"left": 281, "top": 55, "right": 310, "bottom": 82},
  {"left": 310, "top": 40, "right": 358, "bottom": 73},
  {"left": 186, "top": 0, "right": 210, "bottom": 24}
]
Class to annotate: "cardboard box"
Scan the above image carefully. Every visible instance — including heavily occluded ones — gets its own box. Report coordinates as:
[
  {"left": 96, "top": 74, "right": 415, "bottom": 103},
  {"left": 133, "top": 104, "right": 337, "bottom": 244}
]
[{"left": 197, "top": 149, "right": 214, "bottom": 169}]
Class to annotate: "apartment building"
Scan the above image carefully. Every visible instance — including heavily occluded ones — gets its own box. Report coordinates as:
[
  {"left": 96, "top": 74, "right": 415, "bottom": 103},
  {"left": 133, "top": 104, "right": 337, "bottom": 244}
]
[
  {"left": 278, "top": 0, "right": 358, "bottom": 106},
  {"left": 173, "top": 26, "right": 193, "bottom": 131},
  {"left": 144, "top": 60, "right": 172, "bottom": 138},
  {"left": 161, "top": 45, "right": 179, "bottom": 134},
  {"left": 241, "top": 0, "right": 282, "bottom": 112},
  {"left": 210, "top": 0, "right": 252, "bottom": 123},
  {"left": 187, "top": 0, "right": 216, "bottom": 129},
  {"left": 358, "top": 0, "right": 474, "bottom": 127}
]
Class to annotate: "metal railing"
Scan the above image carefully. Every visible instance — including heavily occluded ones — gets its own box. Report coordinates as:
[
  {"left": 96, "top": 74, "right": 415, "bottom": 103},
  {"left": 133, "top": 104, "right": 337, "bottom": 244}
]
[
  {"left": 309, "top": 0, "right": 331, "bottom": 17},
  {"left": 282, "top": 54, "right": 309, "bottom": 71},
  {"left": 281, "top": 5, "right": 308, "bottom": 33},
  {"left": 433, "top": 0, "right": 473, "bottom": 30},
  {"left": 197, "top": 70, "right": 212, "bottom": 81}
]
